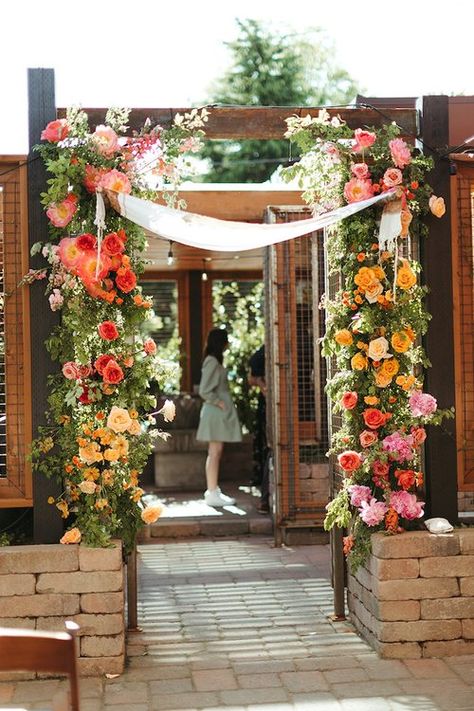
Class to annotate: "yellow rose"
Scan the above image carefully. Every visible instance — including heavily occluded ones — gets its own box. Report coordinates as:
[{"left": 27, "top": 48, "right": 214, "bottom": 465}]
[
  {"left": 380, "top": 358, "right": 400, "bottom": 378},
  {"left": 141, "top": 504, "right": 163, "bottom": 524},
  {"left": 368, "top": 336, "right": 390, "bottom": 361},
  {"left": 128, "top": 419, "right": 141, "bottom": 436},
  {"left": 107, "top": 406, "right": 132, "bottom": 433},
  {"left": 364, "top": 395, "right": 379, "bottom": 405},
  {"left": 95, "top": 498, "right": 109, "bottom": 510},
  {"left": 371, "top": 265, "right": 386, "bottom": 281},
  {"left": 354, "top": 267, "right": 376, "bottom": 291},
  {"left": 60, "top": 527, "right": 81, "bottom": 545},
  {"left": 129, "top": 409, "right": 139, "bottom": 419},
  {"left": 351, "top": 353, "right": 368, "bottom": 371},
  {"left": 396, "top": 374, "right": 416, "bottom": 391},
  {"left": 391, "top": 331, "right": 411, "bottom": 353},
  {"left": 335, "top": 329, "right": 353, "bottom": 346},
  {"left": 375, "top": 371, "right": 392, "bottom": 388},
  {"left": 396, "top": 260, "right": 417, "bottom": 290},
  {"left": 56, "top": 500, "right": 69, "bottom": 518},
  {"left": 429, "top": 195, "right": 446, "bottom": 218},
  {"left": 365, "top": 280, "right": 384, "bottom": 304}
]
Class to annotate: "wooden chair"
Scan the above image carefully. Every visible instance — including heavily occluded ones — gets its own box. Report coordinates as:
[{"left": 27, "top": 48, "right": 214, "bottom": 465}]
[{"left": 0, "top": 621, "right": 80, "bottom": 710}]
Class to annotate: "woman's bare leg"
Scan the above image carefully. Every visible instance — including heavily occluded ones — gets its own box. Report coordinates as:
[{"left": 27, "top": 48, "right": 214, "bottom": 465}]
[{"left": 206, "top": 441, "right": 224, "bottom": 491}]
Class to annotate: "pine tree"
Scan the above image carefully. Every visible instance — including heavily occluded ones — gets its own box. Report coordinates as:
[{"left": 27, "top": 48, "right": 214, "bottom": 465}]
[{"left": 200, "top": 19, "right": 359, "bottom": 183}]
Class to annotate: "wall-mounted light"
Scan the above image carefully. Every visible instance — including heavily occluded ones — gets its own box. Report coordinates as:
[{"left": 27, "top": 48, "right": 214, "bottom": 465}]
[
  {"left": 167, "top": 241, "right": 175, "bottom": 267},
  {"left": 201, "top": 258, "right": 209, "bottom": 281}
]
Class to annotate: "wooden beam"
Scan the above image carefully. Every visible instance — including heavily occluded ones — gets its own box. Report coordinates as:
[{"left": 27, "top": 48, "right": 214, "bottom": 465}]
[
  {"left": 28, "top": 68, "right": 64, "bottom": 543},
  {"left": 56, "top": 106, "right": 418, "bottom": 140},
  {"left": 418, "top": 95, "right": 458, "bottom": 523}
]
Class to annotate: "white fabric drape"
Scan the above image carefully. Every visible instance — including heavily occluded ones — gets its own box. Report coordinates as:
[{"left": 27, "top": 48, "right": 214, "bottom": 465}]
[{"left": 109, "top": 189, "right": 397, "bottom": 253}]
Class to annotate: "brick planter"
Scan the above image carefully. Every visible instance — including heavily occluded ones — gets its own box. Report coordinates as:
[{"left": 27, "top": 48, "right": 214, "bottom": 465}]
[
  {"left": 348, "top": 529, "right": 474, "bottom": 659},
  {"left": 0, "top": 541, "right": 125, "bottom": 677}
]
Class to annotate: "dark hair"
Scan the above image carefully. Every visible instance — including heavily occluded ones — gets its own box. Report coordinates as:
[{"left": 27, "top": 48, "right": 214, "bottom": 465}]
[{"left": 204, "top": 328, "right": 229, "bottom": 364}]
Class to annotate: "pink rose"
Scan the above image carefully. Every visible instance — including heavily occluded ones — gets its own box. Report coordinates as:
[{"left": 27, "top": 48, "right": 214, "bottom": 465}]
[
  {"left": 358, "top": 497, "right": 388, "bottom": 526},
  {"left": 389, "top": 138, "right": 411, "bottom": 169},
  {"left": 48, "top": 289, "right": 64, "bottom": 312},
  {"left": 92, "top": 125, "right": 119, "bottom": 157},
  {"left": 351, "top": 163, "right": 370, "bottom": 179},
  {"left": 409, "top": 391, "right": 437, "bottom": 417},
  {"left": 62, "top": 361, "right": 80, "bottom": 380},
  {"left": 340, "top": 391, "right": 358, "bottom": 410},
  {"left": 359, "top": 430, "right": 378, "bottom": 448},
  {"left": 343, "top": 178, "right": 374, "bottom": 204},
  {"left": 100, "top": 169, "right": 132, "bottom": 194},
  {"left": 348, "top": 484, "right": 372, "bottom": 507},
  {"left": 352, "top": 128, "right": 376, "bottom": 152},
  {"left": 338, "top": 450, "right": 362, "bottom": 473},
  {"left": 41, "top": 119, "right": 69, "bottom": 143},
  {"left": 46, "top": 194, "right": 78, "bottom": 228},
  {"left": 78, "top": 364, "right": 92, "bottom": 379},
  {"left": 383, "top": 168, "right": 403, "bottom": 188}
]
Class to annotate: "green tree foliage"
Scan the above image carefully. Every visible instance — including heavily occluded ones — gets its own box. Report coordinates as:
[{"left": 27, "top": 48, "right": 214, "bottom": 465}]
[{"left": 201, "top": 19, "right": 359, "bottom": 183}]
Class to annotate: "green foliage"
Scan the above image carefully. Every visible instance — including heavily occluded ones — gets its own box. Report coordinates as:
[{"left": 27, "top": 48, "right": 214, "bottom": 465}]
[
  {"left": 212, "top": 280, "right": 265, "bottom": 432},
  {"left": 200, "top": 19, "right": 359, "bottom": 183}
]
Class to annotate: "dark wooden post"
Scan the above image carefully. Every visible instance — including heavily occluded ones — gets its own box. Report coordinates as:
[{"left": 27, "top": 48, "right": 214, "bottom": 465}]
[
  {"left": 189, "top": 271, "right": 203, "bottom": 389},
  {"left": 28, "top": 68, "right": 63, "bottom": 542},
  {"left": 418, "top": 95, "right": 458, "bottom": 522}
]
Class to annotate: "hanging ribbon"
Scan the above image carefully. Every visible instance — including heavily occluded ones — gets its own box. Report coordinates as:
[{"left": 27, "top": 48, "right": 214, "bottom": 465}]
[{"left": 94, "top": 190, "right": 106, "bottom": 279}]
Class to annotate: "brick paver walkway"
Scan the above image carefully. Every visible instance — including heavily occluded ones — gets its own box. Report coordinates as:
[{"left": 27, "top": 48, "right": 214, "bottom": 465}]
[{"left": 2, "top": 536, "right": 474, "bottom": 710}]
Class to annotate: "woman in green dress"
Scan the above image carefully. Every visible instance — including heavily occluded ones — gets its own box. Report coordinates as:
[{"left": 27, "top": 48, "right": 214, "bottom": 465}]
[{"left": 197, "top": 328, "right": 242, "bottom": 506}]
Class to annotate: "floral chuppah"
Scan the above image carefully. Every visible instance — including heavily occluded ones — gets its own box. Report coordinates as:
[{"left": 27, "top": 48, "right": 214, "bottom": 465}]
[
  {"left": 283, "top": 110, "right": 453, "bottom": 571},
  {"left": 30, "top": 107, "right": 207, "bottom": 551}
]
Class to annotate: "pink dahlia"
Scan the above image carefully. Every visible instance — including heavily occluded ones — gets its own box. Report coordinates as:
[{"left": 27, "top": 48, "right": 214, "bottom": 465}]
[
  {"left": 358, "top": 497, "right": 388, "bottom": 526},
  {"left": 390, "top": 490, "right": 424, "bottom": 520},
  {"left": 409, "top": 391, "right": 438, "bottom": 417},
  {"left": 348, "top": 484, "right": 372, "bottom": 507},
  {"left": 389, "top": 138, "right": 412, "bottom": 169}
]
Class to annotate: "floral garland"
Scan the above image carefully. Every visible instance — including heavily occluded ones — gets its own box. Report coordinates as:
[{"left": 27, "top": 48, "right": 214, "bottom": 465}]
[
  {"left": 29, "top": 107, "right": 208, "bottom": 551},
  {"left": 283, "top": 109, "right": 453, "bottom": 570}
]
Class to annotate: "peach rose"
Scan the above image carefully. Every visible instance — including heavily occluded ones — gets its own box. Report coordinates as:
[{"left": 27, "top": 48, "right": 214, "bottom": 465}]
[
  {"left": 100, "top": 169, "right": 132, "bottom": 194},
  {"left": 107, "top": 406, "right": 132, "bottom": 433},
  {"left": 337, "top": 450, "right": 362, "bottom": 472},
  {"left": 359, "top": 430, "right": 378, "bottom": 448},
  {"left": 396, "top": 260, "right": 417, "bottom": 290},
  {"left": 368, "top": 337, "right": 390, "bottom": 361},
  {"left": 92, "top": 125, "right": 119, "bottom": 157},
  {"left": 352, "top": 128, "right": 376, "bottom": 152},
  {"left": 383, "top": 168, "right": 403, "bottom": 188},
  {"left": 128, "top": 419, "right": 141, "bottom": 435},
  {"left": 363, "top": 408, "right": 387, "bottom": 430},
  {"left": 60, "top": 527, "right": 81, "bottom": 545},
  {"left": 157, "top": 399, "right": 176, "bottom": 423},
  {"left": 391, "top": 331, "right": 411, "bottom": 353},
  {"left": 79, "top": 441, "right": 103, "bottom": 464},
  {"left": 341, "top": 391, "right": 358, "bottom": 410},
  {"left": 400, "top": 209, "right": 413, "bottom": 238},
  {"left": 365, "top": 280, "right": 384, "bottom": 304},
  {"left": 62, "top": 361, "right": 80, "bottom": 380},
  {"left": 351, "top": 353, "right": 368, "bottom": 371},
  {"left": 79, "top": 480, "right": 97, "bottom": 494},
  {"left": 429, "top": 195, "right": 446, "bottom": 218},
  {"left": 411, "top": 426, "right": 427, "bottom": 447},
  {"left": 335, "top": 329, "right": 353, "bottom": 346},
  {"left": 141, "top": 504, "right": 163, "bottom": 524},
  {"left": 343, "top": 177, "right": 374, "bottom": 204},
  {"left": 144, "top": 338, "right": 157, "bottom": 355}
]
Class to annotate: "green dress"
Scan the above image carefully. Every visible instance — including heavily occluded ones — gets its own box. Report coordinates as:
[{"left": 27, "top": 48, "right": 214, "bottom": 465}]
[{"left": 196, "top": 355, "right": 242, "bottom": 443}]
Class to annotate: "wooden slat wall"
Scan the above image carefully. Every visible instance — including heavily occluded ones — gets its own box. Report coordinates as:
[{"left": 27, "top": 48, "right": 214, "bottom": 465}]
[
  {"left": 0, "top": 158, "right": 32, "bottom": 507},
  {"left": 452, "top": 165, "right": 474, "bottom": 493}
]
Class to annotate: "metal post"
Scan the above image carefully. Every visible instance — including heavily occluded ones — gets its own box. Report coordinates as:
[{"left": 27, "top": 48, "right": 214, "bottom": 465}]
[
  {"left": 126, "top": 543, "right": 139, "bottom": 631},
  {"left": 330, "top": 527, "right": 346, "bottom": 620}
]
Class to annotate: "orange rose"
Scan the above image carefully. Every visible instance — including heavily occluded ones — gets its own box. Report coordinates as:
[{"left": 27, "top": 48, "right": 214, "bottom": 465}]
[
  {"left": 359, "top": 429, "right": 378, "bottom": 448},
  {"left": 337, "top": 450, "right": 362, "bottom": 472},
  {"left": 380, "top": 358, "right": 400, "bottom": 379},
  {"left": 364, "top": 395, "right": 379, "bottom": 405},
  {"left": 116, "top": 267, "right": 137, "bottom": 293},
  {"left": 354, "top": 267, "right": 376, "bottom": 291},
  {"left": 335, "top": 329, "right": 353, "bottom": 346},
  {"left": 391, "top": 331, "right": 411, "bottom": 353},
  {"left": 363, "top": 408, "right": 387, "bottom": 430},
  {"left": 385, "top": 508, "right": 399, "bottom": 533},
  {"left": 395, "top": 469, "right": 416, "bottom": 490},
  {"left": 340, "top": 391, "right": 358, "bottom": 410},
  {"left": 351, "top": 353, "right": 368, "bottom": 371},
  {"left": 102, "top": 360, "right": 124, "bottom": 385},
  {"left": 400, "top": 209, "right": 412, "bottom": 238},
  {"left": 60, "top": 527, "right": 81, "bottom": 545},
  {"left": 396, "top": 260, "right": 417, "bottom": 290}
]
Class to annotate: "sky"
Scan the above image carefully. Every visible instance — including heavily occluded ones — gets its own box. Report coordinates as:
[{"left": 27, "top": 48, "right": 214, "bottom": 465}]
[{"left": 1, "top": 0, "right": 473, "bottom": 154}]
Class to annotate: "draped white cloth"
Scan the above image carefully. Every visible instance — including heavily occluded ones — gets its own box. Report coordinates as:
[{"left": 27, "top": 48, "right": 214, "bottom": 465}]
[{"left": 109, "top": 189, "right": 397, "bottom": 253}]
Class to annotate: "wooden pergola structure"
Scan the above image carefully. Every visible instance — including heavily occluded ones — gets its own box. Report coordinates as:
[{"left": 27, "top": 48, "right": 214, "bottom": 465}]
[{"left": 0, "top": 69, "right": 460, "bottom": 558}]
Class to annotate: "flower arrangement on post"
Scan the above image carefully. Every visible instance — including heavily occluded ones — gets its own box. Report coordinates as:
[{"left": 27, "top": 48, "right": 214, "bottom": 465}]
[
  {"left": 282, "top": 109, "right": 454, "bottom": 570},
  {"left": 30, "top": 107, "right": 208, "bottom": 551}
]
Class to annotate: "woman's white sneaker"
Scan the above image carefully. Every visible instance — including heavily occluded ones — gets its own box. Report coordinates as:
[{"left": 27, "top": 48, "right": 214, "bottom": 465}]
[{"left": 204, "top": 488, "right": 235, "bottom": 507}]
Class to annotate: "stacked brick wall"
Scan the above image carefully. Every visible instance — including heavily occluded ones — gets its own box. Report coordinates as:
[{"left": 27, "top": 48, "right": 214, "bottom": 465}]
[
  {"left": 0, "top": 543, "right": 125, "bottom": 677},
  {"left": 348, "top": 530, "right": 474, "bottom": 659}
]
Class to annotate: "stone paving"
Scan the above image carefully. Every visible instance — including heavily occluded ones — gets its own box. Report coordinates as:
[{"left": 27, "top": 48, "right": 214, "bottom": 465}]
[{"left": 2, "top": 536, "right": 474, "bottom": 710}]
